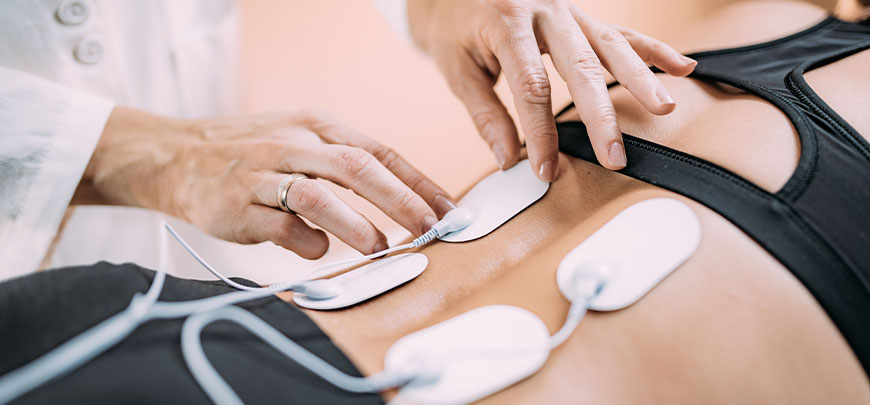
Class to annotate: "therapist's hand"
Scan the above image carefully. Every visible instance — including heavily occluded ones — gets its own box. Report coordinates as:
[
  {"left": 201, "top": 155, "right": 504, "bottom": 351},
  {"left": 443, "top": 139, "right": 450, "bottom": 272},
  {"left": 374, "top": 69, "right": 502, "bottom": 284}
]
[
  {"left": 79, "top": 107, "right": 454, "bottom": 259},
  {"left": 408, "top": 0, "right": 697, "bottom": 180}
]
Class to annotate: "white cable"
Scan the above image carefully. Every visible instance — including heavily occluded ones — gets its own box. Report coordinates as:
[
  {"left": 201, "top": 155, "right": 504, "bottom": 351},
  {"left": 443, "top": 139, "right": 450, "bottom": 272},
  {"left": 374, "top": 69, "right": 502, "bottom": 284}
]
[
  {"left": 164, "top": 222, "right": 417, "bottom": 293},
  {"left": 181, "top": 306, "right": 411, "bottom": 405},
  {"left": 164, "top": 224, "right": 260, "bottom": 291},
  {"left": 0, "top": 257, "right": 168, "bottom": 405},
  {"left": 0, "top": 210, "right": 475, "bottom": 403},
  {"left": 548, "top": 299, "right": 590, "bottom": 349}
]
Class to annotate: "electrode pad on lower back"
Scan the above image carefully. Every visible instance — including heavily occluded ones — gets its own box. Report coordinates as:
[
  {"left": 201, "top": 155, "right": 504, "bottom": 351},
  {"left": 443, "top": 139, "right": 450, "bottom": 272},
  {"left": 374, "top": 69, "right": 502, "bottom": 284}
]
[
  {"left": 385, "top": 305, "right": 550, "bottom": 405},
  {"left": 557, "top": 198, "right": 701, "bottom": 311},
  {"left": 440, "top": 160, "right": 549, "bottom": 242},
  {"left": 294, "top": 253, "right": 427, "bottom": 310}
]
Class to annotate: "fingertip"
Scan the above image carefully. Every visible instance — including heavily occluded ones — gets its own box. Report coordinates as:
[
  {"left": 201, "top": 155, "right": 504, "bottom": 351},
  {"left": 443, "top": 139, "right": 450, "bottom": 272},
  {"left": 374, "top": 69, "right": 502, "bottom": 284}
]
[
  {"left": 669, "top": 56, "right": 697, "bottom": 77},
  {"left": 682, "top": 56, "right": 698, "bottom": 68},
  {"left": 649, "top": 87, "right": 677, "bottom": 115},
  {"left": 421, "top": 214, "right": 438, "bottom": 235},
  {"left": 372, "top": 236, "right": 389, "bottom": 255},
  {"left": 537, "top": 158, "right": 557, "bottom": 182},
  {"left": 433, "top": 194, "right": 456, "bottom": 218},
  {"left": 500, "top": 148, "right": 521, "bottom": 171},
  {"left": 493, "top": 143, "right": 507, "bottom": 170},
  {"left": 606, "top": 141, "right": 627, "bottom": 170},
  {"left": 298, "top": 229, "right": 329, "bottom": 260}
]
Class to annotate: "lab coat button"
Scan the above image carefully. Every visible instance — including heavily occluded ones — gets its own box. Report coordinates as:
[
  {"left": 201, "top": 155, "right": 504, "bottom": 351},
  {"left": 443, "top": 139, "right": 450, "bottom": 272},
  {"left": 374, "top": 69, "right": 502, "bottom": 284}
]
[
  {"left": 56, "top": 0, "right": 89, "bottom": 26},
  {"left": 73, "top": 34, "right": 103, "bottom": 65}
]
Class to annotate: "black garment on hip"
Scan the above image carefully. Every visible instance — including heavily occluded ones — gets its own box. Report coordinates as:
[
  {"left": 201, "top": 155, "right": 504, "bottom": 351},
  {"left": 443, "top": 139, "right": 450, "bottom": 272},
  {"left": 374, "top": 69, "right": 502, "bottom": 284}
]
[
  {"left": 0, "top": 262, "right": 382, "bottom": 404},
  {"left": 556, "top": 16, "right": 870, "bottom": 375}
]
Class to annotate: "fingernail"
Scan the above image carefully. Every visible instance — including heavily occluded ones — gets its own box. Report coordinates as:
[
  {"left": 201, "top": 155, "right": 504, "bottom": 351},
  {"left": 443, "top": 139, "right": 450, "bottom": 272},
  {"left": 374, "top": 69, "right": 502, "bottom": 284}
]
[
  {"left": 422, "top": 215, "right": 438, "bottom": 234},
  {"left": 538, "top": 159, "right": 556, "bottom": 182},
  {"left": 608, "top": 142, "right": 627, "bottom": 168},
  {"left": 433, "top": 194, "right": 456, "bottom": 217},
  {"left": 681, "top": 55, "right": 697, "bottom": 66},
  {"left": 493, "top": 144, "right": 506, "bottom": 170},
  {"left": 656, "top": 87, "right": 675, "bottom": 106}
]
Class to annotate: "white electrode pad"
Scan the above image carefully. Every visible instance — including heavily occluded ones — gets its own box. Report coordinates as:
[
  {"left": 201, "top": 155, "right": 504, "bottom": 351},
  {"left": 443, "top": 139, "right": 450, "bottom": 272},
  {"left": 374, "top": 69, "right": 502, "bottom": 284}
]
[
  {"left": 385, "top": 305, "right": 550, "bottom": 405},
  {"left": 294, "top": 253, "right": 428, "bottom": 310},
  {"left": 440, "top": 160, "right": 549, "bottom": 242},
  {"left": 557, "top": 198, "right": 701, "bottom": 311}
]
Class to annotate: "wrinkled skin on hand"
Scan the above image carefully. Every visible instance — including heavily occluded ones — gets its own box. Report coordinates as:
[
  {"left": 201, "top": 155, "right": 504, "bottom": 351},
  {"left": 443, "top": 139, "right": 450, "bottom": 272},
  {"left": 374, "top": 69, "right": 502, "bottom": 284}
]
[
  {"left": 80, "top": 107, "right": 453, "bottom": 259},
  {"left": 409, "top": 0, "right": 697, "bottom": 180}
]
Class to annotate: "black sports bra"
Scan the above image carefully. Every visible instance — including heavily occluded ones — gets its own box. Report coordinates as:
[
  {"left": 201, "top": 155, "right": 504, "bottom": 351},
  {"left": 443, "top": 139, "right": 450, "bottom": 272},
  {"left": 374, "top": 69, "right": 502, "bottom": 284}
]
[{"left": 555, "top": 16, "right": 870, "bottom": 375}]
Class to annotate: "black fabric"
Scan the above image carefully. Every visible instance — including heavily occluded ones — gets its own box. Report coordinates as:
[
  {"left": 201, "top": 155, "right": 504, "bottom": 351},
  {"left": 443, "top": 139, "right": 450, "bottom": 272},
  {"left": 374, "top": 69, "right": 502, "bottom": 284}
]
[
  {"left": 556, "top": 16, "right": 870, "bottom": 375},
  {"left": 0, "top": 262, "right": 383, "bottom": 404}
]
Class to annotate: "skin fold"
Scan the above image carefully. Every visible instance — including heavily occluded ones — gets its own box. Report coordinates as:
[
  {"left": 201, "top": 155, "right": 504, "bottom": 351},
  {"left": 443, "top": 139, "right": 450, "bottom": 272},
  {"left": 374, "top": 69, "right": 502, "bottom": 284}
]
[{"left": 275, "top": 2, "right": 870, "bottom": 402}]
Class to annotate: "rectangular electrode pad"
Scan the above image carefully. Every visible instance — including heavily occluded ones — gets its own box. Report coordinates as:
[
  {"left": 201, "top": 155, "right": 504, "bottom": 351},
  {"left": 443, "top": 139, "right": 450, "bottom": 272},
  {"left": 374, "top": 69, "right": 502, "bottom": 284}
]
[
  {"left": 385, "top": 305, "right": 550, "bottom": 404},
  {"left": 440, "top": 159, "right": 549, "bottom": 242},
  {"left": 557, "top": 198, "right": 701, "bottom": 311},
  {"left": 294, "top": 253, "right": 428, "bottom": 310}
]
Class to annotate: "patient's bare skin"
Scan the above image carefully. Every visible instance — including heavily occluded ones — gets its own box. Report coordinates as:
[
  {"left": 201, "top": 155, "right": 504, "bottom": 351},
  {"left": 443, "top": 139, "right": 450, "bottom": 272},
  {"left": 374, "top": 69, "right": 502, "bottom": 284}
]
[{"left": 278, "top": 2, "right": 870, "bottom": 402}]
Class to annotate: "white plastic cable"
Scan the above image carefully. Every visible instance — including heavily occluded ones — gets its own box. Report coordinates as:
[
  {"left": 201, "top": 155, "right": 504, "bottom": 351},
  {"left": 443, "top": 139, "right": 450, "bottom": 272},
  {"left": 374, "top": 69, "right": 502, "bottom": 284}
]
[
  {"left": 548, "top": 299, "right": 590, "bottom": 349},
  {"left": 0, "top": 226, "right": 172, "bottom": 404},
  {"left": 165, "top": 223, "right": 427, "bottom": 293},
  {"left": 0, "top": 209, "right": 477, "bottom": 404},
  {"left": 181, "top": 306, "right": 412, "bottom": 405},
  {"left": 549, "top": 264, "right": 609, "bottom": 349},
  {"left": 0, "top": 214, "right": 462, "bottom": 404},
  {"left": 178, "top": 265, "right": 607, "bottom": 404}
]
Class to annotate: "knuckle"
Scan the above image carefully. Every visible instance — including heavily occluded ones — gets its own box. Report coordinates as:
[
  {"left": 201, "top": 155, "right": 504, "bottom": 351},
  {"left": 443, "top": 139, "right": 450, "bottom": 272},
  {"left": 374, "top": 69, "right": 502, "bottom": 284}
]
[
  {"left": 292, "top": 180, "right": 329, "bottom": 213},
  {"left": 298, "top": 107, "right": 332, "bottom": 124},
  {"left": 518, "top": 68, "right": 551, "bottom": 105},
  {"left": 598, "top": 29, "right": 627, "bottom": 46},
  {"left": 575, "top": 50, "right": 603, "bottom": 72},
  {"left": 336, "top": 147, "right": 376, "bottom": 179},
  {"left": 630, "top": 62, "right": 652, "bottom": 80},
  {"left": 470, "top": 109, "right": 501, "bottom": 137},
  {"left": 648, "top": 39, "right": 668, "bottom": 55},
  {"left": 573, "top": 51, "right": 605, "bottom": 82},
  {"left": 235, "top": 225, "right": 259, "bottom": 245},
  {"left": 369, "top": 143, "right": 400, "bottom": 169},
  {"left": 490, "top": 0, "right": 527, "bottom": 18},
  {"left": 594, "top": 105, "right": 619, "bottom": 128},
  {"left": 394, "top": 189, "right": 420, "bottom": 216},
  {"left": 348, "top": 218, "right": 375, "bottom": 246},
  {"left": 404, "top": 173, "right": 428, "bottom": 194}
]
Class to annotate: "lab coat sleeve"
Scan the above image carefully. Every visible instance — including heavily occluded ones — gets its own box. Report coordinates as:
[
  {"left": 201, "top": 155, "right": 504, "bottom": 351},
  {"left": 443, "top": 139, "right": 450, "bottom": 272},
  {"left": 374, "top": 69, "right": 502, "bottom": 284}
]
[
  {"left": 0, "top": 66, "right": 114, "bottom": 280},
  {"left": 372, "top": 0, "right": 411, "bottom": 43}
]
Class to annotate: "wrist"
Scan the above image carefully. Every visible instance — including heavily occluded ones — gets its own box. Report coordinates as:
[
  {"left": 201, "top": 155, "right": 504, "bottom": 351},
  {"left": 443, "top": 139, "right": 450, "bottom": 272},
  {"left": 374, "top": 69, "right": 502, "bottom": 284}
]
[{"left": 80, "top": 106, "right": 197, "bottom": 214}]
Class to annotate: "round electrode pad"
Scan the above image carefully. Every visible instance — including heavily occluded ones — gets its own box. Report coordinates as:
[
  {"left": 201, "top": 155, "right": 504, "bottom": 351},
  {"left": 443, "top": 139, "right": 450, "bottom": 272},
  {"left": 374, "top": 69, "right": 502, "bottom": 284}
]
[
  {"left": 294, "top": 253, "right": 427, "bottom": 310},
  {"left": 385, "top": 305, "right": 550, "bottom": 404},
  {"left": 557, "top": 198, "right": 701, "bottom": 311},
  {"left": 440, "top": 159, "right": 549, "bottom": 242}
]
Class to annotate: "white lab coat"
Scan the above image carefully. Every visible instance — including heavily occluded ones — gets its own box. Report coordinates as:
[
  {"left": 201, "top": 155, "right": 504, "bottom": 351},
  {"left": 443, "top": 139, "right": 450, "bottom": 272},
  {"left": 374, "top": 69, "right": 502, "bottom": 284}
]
[
  {"left": 0, "top": 0, "right": 240, "bottom": 280},
  {"left": 0, "top": 0, "right": 409, "bottom": 281}
]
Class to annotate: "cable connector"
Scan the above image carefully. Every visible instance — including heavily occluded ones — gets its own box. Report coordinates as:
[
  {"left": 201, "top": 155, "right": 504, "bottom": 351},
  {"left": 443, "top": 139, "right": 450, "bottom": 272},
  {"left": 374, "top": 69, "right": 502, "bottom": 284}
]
[{"left": 412, "top": 207, "right": 474, "bottom": 247}]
